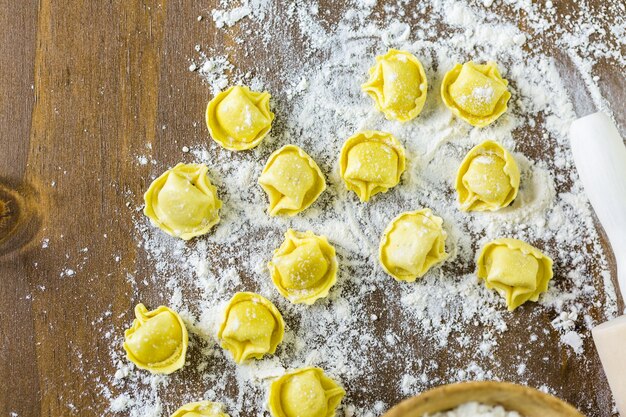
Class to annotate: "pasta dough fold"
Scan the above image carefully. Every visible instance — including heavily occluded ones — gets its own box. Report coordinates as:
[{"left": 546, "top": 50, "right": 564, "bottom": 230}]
[
  {"left": 268, "top": 367, "right": 345, "bottom": 417},
  {"left": 170, "top": 401, "right": 230, "bottom": 417},
  {"left": 206, "top": 85, "right": 274, "bottom": 150},
  {"left": 269, "top": 229, "right": 338, "bottom": 304},
  {"left": 477, "top": 238, "right": 554, "bottom": 311},
  {"left": 362, "top": 49, "right": 428, "bottom": 122},
  {"left": 123, "top": 303, "right": 188, "bottom": 374},
  {"left": 456, "top": 140, "right": 520, "bottom": 211},
  {"left": 258, "top": 145, "right": 326, "bottom": 216},
  {"left": 339, "top": 130, "right": 406, "bottom": 202},
  {"left": 144, "top": 163, "right": 221, "bottom": 240},
  {"left": 441, "top": 61, "right": 510, "bottom": 127},
  {"left": 217, "top": 292, "right": 285, "bottom": 363},
  {"left": 379, "top": 209, "right": 448, "bottom": 282}
]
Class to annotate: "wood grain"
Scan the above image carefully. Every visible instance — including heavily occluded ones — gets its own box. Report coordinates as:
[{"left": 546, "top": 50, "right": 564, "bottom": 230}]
[{"left": 0, "top": 1, "right": 623, "bottom": 416}]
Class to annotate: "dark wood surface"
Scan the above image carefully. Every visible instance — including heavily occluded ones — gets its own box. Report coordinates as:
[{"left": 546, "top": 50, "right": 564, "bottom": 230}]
[{"left": 0, "top": 1, "right": 624, "bottom": 416}]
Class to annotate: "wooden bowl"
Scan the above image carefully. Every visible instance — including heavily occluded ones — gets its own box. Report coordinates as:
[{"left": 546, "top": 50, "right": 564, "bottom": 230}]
[{"left": 382, "top": 382, "right": 586, "bottom": 417}]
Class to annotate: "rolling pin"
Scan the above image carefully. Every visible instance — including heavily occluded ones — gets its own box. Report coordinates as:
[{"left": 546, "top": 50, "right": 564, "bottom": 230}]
[{"left": 570, "top": 112, "right": 626, "bottom": 416}]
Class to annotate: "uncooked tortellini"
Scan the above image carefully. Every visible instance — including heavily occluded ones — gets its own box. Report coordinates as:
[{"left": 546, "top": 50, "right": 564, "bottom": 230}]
[
  {"left": 258, "top": 145, "right": 326, "bottom": 216},
  {"left": 339, "top": 130, "right": 406, "bottom": 202},
  {"left": 217, "top": 292, "right": 285, "bottom": 363},
  {"left": 362, "top": 49, "right": 428, "bottom": 122},
  {"left": 206, "top": 85, "right": 274, "bottom": 151},
  {"left": 123, "top": 303, "right": 188, "bottom": 374},
  {"left": 268, "top": 229, "right": 338, "bottom": 305},
  {"left": 477, "top": 238, "right": 554, "bottom": 311},
  {"left": 456, "top": 140, "right": 520, "bottom": 211},
  {"left": 144, "top": 163, "right": 221, "bottom": 240},
  {"left": 268, "top": 367, "right": 345, "bottom": 417},
  {"left": 441, "top": 61, "right": 511, "bottom": 127},
  {"left": 170, "top": 401, "right": 230, "bottom": 417},
  {"left": 379, "top": 209, "right": 448, "bottom": 282}
]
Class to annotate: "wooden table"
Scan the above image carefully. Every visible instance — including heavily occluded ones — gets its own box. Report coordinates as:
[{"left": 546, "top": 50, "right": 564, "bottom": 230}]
[{"left": 1, "top": 1, "right": 623, "bottom": 416}]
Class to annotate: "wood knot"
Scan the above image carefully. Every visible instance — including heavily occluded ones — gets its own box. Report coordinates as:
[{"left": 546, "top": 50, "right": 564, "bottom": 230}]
[{"left": 0, "top": 182, "right": 41, "bottom": 257}]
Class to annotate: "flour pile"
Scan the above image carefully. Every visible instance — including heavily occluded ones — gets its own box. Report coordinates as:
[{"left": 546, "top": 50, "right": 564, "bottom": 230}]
[{"left": 102, "top": 1, "right": 624, "bottom": 416}]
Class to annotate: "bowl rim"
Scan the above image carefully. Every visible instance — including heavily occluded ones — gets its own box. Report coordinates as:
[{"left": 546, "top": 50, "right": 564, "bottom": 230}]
[{"left": 382, "top": 381, "right": 587, "bottom": 417}]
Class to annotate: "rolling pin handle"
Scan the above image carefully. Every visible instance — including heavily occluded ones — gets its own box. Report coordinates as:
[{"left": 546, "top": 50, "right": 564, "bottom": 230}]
[{"left": 570, "top": 112, "right": 626, "bottom": 416}]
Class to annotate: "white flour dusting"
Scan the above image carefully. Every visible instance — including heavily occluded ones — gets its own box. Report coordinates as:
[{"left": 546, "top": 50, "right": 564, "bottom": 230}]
[
  {"left": 89, "top": 1, "right": 626, "bottom": 417},
  {"left": 426, "top": 402, "right": 522, "bottom": 417}
]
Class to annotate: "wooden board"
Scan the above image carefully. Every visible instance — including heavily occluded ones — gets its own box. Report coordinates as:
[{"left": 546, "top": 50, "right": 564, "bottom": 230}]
[{"left": 0, "top": 1, "right": 624, "bottom": 416}]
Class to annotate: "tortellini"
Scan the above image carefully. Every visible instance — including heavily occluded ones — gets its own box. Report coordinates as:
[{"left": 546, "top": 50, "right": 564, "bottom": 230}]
[
  {"left": 123, "top": 303, "right": 188, "bottom": 374},
  {"left": 362, "top": 49, "right": 428, "bottom": 122},
  {"left": 268, "top": 367, "right": 345, "bottom": 417},
  {"left": 477, "top": 238, "right": 554, "bottom": 311},
  {"left": 268, "top": 229, "right": 338, "bottom": 305},
  {"left": 339, "top": 130, "right": 406, "bottom": 202},
  {"left": 258, "top": 145, "right": 326, "bottom": 216},
  {"left": 379, "top": 209, "right": 448, "bottom": 282},
  {"left": 144, "top": 163, "right": 221, "bottom": 240},
  {"left": 455, "top": 140, "right": 520, "bottom": 212},
  {"left": 170, "top": 401, "right": 230, "bottom": 417},
  {"left": 206, "top": 85, "right": 274, "bottom": 151},
  {"left": 441, "top": 61, "right": 511, "bottom": 127},
  {"left": 217, "top": 292, "right": 285, "bottom": 363}
]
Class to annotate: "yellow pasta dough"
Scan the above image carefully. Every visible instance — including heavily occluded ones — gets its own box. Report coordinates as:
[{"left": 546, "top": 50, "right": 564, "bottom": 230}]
[
  {"left": 144, "top": 163, "right": 222, "bottom": 240},
  {"left": 123, "top": 303, "right": 188, "bottom": 374},
  {"left": 170, "top": 401, "right": 230, "bottom": 417},
  {"left": 339, "top": 130, "right": 406, "bottom": 202},
  {"left": 258, "top": 145, "right": 326, "bottom": 216},
  {"left": 379, "top": 209, "right": 448, "bottom": 282},
  {"left": 441, "top": 61, "right": 511, "bottom": 127},
  {"left": 206, "top": 85, "right": 275, "bottom": 151},
  {"left": 362, "top": 49, "right": 428, "bottom": 122},
  {"left": 456, "top": 140, "right": 520, "bottom": 211},
  {"left": 217, "top": 292, "right": 285, "bottom": 363},
  {"left": 477, "top": 238, "right": 554, "bottom": 311},
  {"left": 268, "top": 229, "right": 338, "bottom": 305},
  {"left": 268, "top": 367, "right": 345, "bottom": 417}
]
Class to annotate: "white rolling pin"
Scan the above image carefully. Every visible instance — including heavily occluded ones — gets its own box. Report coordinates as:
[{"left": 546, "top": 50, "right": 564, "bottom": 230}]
[{"left": 570, "top": 112, "right": 626, "bottom": 416}]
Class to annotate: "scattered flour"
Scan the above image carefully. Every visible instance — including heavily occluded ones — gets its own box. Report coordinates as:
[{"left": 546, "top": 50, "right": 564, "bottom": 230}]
[
  {"left": 90, "top": 1, "right": 624, "bottom": 416},
  {"left": 426, "top": 402, "right": 522, "bottom": 417}
]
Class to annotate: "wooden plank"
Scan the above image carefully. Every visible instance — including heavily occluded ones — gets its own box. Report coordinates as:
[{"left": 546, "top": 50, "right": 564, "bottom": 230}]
[{"left": 0, "top": 1, "right": 40, "bottom": 416}]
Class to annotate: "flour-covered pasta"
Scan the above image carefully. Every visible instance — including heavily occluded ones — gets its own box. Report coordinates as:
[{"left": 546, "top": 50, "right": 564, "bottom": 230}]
[
  {"left": 170, "top": 401, "right": 229, "bottom": 417},
  {"left": 362, "top": 49, "right": 428, "bottom": 122},
  {"left": 206, "top": 85, "right": 274, "bottom": 150},
  {"left": 123, "top": 303, "right": 188, "bottom": 374},
  {"left": 456, "top": 140, "right": 520, "bottom": 211},
  {"left": 339, "top": 130, "right": 406, "bottom": 202},
  {"left": 258, "top": 145, "right": 326, "bottom": 216},
  {"left": 441, "top": 61, "right": 510, "bottom": 127},
  {"left": 269, "top": 229, "right": 338, "bottom": 305},
  {"left": 217, "top": 292, "right": 285, "bottom": 363},
  {"left": 144, "top": 163, "right": 221, "bottom": 240},
  {"left": 477, "top": 238, "right": 554, "bottom": 311},
  {"left": 268, "top": 367, "right": 345, "bottom": 417},
  {"left": 379, "top": 209, "right": 448, "bottom": 282}
]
